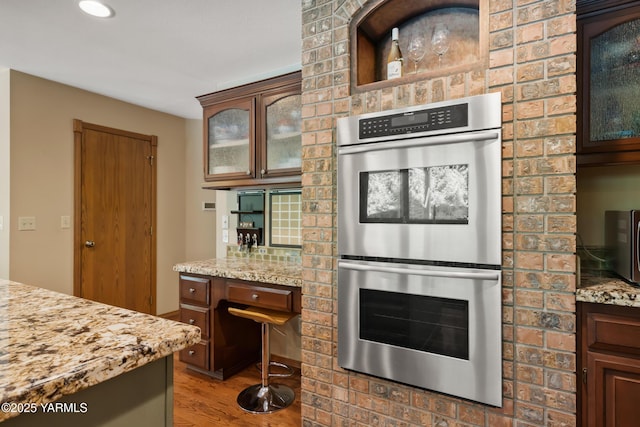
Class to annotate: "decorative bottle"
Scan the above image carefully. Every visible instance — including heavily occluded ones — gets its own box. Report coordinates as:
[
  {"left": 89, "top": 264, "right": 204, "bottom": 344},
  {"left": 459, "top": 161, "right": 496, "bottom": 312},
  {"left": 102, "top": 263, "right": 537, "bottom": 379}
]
[{"left": 387, "top": 27, "right": 403, "bottom": 80}]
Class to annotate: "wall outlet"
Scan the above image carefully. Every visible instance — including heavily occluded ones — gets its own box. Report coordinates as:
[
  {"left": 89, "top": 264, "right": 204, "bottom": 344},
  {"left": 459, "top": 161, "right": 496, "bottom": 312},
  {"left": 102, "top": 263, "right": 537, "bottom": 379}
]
[
  {"left": 18, "top": 216, "right": 36, "bottom": 231},
  {"left": 0, "top": 215, "right": 3, "bottom": 231},
  {"left": 258, "top": 248, "right": 267, "bottom": 254},
  {"left": 222, "top": 229, "right": 229, "bottom": 243}
]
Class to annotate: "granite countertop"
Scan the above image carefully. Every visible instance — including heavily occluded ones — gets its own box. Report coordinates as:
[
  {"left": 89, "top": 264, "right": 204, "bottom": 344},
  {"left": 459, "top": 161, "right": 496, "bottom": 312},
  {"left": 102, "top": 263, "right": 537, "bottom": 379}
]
[
  {"left": 0, "top": 280, "right": 201, "bottom": 421},
  {"left": 577, "top": 272, "right": 640, "bottom": 307},
  {"left": 173, "top": 258, "right": 302, "bottom": 287}
]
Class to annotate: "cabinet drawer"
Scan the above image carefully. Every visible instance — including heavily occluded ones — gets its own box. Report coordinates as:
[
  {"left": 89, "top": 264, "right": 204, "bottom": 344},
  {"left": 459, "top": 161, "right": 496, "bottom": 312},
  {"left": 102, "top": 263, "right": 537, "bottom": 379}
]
[
  {"left": 179, "top": 275, "right": 210, "bottom": 306},
  {"left": 179, "top": 341, "right": 209, "bottom": 371},
  {"left": 227, "top": 281, "right": 293, "bottom": 312},
  {"left": 180, "top": 306, "right": 210, "bottom": 340},
  {"left": 587, "top": 312, "right": 640, "bottom": 355}
]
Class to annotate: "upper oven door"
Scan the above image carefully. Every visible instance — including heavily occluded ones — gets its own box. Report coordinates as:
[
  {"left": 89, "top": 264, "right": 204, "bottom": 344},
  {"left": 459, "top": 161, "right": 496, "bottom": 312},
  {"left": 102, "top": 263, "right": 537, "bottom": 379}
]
[{"left": 337, "top": 128, "right": 501, "bottom": 266}]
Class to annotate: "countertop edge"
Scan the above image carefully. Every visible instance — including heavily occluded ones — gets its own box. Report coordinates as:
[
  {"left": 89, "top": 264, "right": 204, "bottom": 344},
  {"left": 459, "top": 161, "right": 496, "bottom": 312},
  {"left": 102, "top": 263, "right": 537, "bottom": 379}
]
[
  {"left": 577, "top": 273, "right": 640, "bottom": 308},
  {"left": 173, "top": 258, "right": 302, "bottom": 288}
]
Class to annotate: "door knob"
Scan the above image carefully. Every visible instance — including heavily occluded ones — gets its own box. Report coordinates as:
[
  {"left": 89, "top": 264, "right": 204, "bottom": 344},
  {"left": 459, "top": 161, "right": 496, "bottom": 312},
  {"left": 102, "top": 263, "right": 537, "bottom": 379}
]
[{"left": 85, "top": 240, "right": 95, "bottom": 248}]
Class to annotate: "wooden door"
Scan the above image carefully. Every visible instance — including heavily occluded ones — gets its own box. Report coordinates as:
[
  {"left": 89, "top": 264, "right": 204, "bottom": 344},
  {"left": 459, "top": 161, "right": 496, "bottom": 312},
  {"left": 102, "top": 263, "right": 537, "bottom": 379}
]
[{"left": 73, "top": 120, "right": 157, "bottom": 314}]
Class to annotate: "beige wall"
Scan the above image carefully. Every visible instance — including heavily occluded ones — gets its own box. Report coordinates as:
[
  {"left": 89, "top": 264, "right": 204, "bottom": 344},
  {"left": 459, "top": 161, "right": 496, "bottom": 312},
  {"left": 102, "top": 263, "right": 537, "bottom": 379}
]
[
  {"left": 577, "top": 165, "right": 640, "bottom": 246},
  {"left": 0, "top": 69, "right": 9, "bottom": 278},
  {"left": 184, "top": 119, "right": 217, "bottom": 261},
  {"left": 8, "top": 70, "right": 210, "bottom": 315}
]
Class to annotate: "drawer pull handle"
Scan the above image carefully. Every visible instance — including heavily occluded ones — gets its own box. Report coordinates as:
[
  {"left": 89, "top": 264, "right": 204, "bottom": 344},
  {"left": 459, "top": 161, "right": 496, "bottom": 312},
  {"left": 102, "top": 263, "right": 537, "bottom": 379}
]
[
  {"left": 188, "top": 350, "right": 195, "bottom": 356},
  {"left": 189, "top": 288, "right": 196, "bottom": 293},
  {"left": 189, "top": 319, "right": 195, "bottom": 325},
  {"left": 252, "top": 293, "right": 259, "bottom": 300}
]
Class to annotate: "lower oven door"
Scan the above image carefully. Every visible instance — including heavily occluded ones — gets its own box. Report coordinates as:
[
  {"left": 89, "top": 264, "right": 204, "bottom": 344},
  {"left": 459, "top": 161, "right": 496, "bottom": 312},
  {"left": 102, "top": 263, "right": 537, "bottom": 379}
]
[{"left": 338, "top": 259, "right": 502, "bottom": 407}]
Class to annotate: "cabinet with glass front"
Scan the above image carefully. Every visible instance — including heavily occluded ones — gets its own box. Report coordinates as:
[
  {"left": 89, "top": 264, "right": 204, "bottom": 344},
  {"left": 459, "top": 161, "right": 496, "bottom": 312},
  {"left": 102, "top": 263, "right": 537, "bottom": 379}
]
[
  {"left": 197, "top": 71, "right": 302, "bottom": 189},
  {"left": 578, "top": 1, "right": 640, "bottom": 165}
]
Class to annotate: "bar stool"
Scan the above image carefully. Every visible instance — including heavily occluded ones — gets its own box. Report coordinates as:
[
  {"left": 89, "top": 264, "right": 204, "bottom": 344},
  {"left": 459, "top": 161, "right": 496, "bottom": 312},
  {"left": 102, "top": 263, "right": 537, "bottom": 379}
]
[{"left": 227, "top": 305, "right": 296, "bottom": 414}]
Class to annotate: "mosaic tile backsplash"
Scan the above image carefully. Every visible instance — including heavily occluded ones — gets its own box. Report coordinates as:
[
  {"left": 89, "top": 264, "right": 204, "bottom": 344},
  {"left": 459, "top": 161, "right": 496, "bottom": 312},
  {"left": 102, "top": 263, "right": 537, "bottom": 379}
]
[{"left": 226, "top": 244, "right": 301, "bottom": 263}]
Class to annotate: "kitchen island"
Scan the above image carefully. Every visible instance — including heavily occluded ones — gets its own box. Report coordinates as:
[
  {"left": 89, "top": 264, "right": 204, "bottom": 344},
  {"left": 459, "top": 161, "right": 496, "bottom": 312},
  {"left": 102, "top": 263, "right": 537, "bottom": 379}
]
[{"left": 0, "top": 279, "right": 200, "bottom": 426}]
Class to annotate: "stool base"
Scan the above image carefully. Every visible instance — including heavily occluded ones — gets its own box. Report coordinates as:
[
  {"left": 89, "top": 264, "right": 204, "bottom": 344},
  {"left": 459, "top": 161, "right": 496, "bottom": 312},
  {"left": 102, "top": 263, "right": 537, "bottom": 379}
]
[{"left": 236, "top": 383, "right": 295, "bottom": 414}]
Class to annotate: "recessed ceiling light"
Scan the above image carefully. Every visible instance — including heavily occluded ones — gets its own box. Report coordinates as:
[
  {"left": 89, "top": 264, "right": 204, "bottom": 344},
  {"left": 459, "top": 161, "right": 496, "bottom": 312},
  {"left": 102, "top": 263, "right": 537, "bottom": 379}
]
[{"left": 78, "top": 1, "right": 114, "bottom": 18}]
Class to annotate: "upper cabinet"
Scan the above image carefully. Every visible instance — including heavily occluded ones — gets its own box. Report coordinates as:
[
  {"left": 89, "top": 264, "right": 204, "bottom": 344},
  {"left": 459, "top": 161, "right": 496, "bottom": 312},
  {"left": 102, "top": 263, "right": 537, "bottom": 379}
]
[
  {"left": 197, "top": 71, "right": 302, "bottom": 189},
  {"left": 577, "top": 1, "right": 640, "bottom": 166}
]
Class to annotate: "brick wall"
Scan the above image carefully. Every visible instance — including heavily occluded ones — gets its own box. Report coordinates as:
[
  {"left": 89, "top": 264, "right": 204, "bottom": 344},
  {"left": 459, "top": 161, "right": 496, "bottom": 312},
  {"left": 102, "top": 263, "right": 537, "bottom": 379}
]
[{"left": 300, "top": 0, "right": 577, "bottom": 425}]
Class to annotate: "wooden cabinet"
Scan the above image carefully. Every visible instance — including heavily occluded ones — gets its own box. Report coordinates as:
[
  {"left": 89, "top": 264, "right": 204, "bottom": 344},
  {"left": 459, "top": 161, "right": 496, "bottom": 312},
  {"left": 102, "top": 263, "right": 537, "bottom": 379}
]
[
  {"left": 578, "top": 302, "right": 640, "bottom": 426},
  {"left": 197, "top": 71, "right": 301, "bottom": 189},
  {"left": 177, "top": 273, "right": 301, "bottom": 380},
  {"left": 178, "top": 275, "right": 211, "bottom": 371},
  {"left": 577, "top": 1, "right": 640, "bottom": 165}
]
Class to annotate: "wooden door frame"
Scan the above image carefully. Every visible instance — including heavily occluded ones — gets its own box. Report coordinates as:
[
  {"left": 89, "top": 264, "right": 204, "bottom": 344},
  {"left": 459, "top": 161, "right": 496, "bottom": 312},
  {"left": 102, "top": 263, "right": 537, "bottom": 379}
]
[{"left": 73, "top": 119, "right": 158, "bottom": 314}]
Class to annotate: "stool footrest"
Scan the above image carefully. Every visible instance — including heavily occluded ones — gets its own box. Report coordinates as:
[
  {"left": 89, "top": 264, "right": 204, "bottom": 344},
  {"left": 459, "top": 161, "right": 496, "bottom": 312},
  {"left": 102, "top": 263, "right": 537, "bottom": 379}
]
[{"left": 257, "top": 361, "right": 295, "bottom": 378}]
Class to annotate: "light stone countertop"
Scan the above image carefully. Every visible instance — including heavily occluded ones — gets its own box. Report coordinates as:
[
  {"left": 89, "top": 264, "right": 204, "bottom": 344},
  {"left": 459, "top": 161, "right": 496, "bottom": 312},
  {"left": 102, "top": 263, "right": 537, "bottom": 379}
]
[
  {"left": 0, "top": 280, "right": 201, "bottom": 421},
  {"left": 173, "top": 258, "right": 302, "bottom": 287},
  {"left": 577, "top": 272, "right": 640, "bottom": 307}
]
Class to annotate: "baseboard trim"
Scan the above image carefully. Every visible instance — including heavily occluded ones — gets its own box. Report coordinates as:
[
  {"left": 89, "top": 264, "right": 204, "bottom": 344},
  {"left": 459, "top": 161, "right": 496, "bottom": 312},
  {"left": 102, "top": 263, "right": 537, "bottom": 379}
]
[{"left": 159, "top": 310, "right": 179, "bottom": 321}]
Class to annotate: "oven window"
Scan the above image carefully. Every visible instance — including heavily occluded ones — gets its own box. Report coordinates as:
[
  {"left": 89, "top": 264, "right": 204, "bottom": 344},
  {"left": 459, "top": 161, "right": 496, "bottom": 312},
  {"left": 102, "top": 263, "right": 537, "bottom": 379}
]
[
  {"left": 360, "top": 170, "right": 405, "bottom": 222},
  {"left": 360, "top": 164, "right": 469, "bottom": 224},
  {"left": 359, "top": 289, "right": 469, "bottom": 360}
]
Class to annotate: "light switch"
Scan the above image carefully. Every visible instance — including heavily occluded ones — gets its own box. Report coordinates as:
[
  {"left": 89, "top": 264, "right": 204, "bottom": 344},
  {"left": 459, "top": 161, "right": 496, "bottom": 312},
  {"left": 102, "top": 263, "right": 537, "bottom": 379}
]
[
  {"left": 222, "top": 215, "right": 229, "bottom": 229},
  {"left": 18, "top": 216, "right": 36, "bottom": 231},
  {"left": 0, "top": 215, "right": 3, "bottom": 231},
  {"left": 222, "top": 229, "right": 229, "bottom": 243},
  {"left": 61, "top": 215, "right": 71, "bottom": 229}
]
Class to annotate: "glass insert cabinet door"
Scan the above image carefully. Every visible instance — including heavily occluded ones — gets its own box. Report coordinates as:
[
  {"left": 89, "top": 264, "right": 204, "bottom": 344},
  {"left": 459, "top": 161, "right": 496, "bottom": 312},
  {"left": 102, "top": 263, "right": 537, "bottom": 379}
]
[
  {"left": 205, "top": 98, "right": 255, "bottom": 179},
  {"left": 579, "top": 6, "right": 640, "bottom": 155},
  {"left": 263, "top": 92, "right": 302, "bottom": 176}
]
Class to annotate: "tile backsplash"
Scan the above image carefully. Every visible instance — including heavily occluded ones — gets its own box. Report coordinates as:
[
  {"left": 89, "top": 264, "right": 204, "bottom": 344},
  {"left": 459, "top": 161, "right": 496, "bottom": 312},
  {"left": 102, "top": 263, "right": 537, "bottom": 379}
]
[{"left": 225, "top": 244, "right": 301, "bottom": 263}]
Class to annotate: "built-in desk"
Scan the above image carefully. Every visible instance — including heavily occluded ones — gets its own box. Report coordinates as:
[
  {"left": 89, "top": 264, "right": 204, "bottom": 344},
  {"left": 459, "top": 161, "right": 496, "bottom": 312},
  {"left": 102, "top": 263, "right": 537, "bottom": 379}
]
[{"left": 172, "top": 258, "right": 301, "bottom": 379}]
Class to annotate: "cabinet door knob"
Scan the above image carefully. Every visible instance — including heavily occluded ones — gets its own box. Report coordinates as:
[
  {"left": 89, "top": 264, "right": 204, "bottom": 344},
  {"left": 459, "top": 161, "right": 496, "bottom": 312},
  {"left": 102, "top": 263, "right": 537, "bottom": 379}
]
[
  {"left": 189, "top": 288, "right": 196, "bottom": 293},
  {"left": 188, "top": 350, "right": 195, "bottom": 356},
  {"left": 246, "top": 170, "right": 251, "bottom": 175},
  {"left": 252, "top": 293, "right": 259, "bottom": 300},
  {"left": 261, "top": 169, "right": 266, "bottom": 175},
  {"left": 189, "top": 318, "right": 195, "bottom": 325}
]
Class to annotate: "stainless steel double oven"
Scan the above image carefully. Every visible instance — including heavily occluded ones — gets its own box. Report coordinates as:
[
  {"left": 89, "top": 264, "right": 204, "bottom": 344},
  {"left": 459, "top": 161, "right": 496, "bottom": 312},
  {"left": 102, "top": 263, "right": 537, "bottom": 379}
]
[{"left": 337, "top": 93, "right": 503, "bottom": 407}]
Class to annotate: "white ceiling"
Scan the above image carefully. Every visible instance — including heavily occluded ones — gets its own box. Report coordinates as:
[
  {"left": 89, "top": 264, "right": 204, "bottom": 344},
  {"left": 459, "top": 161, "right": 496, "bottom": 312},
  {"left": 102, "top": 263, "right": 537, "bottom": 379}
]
[{"left": 0, "top": 0, "right": 302, "bottom": 119}]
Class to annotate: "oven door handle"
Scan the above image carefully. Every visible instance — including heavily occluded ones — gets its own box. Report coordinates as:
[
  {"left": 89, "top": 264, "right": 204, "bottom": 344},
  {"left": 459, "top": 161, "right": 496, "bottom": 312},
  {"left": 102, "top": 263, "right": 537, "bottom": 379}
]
[
  {"left": 339, "top": 261, "right": 500, "bottom": 281},
  {"left": 338, "top": 130, "right": 500, "bottom": 155}
]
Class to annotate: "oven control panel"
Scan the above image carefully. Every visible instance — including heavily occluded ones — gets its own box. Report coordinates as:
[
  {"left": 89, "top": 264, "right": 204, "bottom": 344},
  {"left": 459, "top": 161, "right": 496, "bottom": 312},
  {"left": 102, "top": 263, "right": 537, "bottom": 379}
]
[{"left": 359, "top": 103, "right": 468, "bottom": 139}]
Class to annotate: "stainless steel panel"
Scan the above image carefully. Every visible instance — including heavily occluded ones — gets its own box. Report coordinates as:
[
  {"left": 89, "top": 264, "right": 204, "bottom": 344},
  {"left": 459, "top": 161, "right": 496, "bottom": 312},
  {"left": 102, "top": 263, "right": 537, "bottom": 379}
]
[
  {"left": 337, "top": 128, "right": 501, "bottom": 265},
  {"left": 606, "top": 210, "right": 640, "bottom": 283},
  {"left": 337, "top": 259, "right": 502, "bottom": 407},
  {"left": 337, "top": 92, "right": 502, "bottom": 147}
]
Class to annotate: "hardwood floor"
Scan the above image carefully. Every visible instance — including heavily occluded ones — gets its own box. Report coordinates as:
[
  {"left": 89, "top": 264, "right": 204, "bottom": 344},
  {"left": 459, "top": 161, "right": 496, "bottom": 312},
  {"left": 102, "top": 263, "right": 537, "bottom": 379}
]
[{"left": 173, "top": 354, "right": 301, "bottom": 426}]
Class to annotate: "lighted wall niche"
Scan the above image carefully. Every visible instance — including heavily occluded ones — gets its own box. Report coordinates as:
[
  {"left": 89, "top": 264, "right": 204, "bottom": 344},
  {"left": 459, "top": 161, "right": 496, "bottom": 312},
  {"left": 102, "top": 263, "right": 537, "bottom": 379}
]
[{"left": 350, "top": 0, "right": 489, "bottom": 92}]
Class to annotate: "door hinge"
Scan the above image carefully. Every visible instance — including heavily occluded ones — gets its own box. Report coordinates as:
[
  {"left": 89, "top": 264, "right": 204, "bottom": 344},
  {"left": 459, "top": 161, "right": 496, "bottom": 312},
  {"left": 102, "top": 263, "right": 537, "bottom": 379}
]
[
  {"left": 149, "top": 295, "right": 153, "bottom": 309},
  {"left": 148, "top": 155, "right": 154, "bottom": 166},
  {"left": 582, "top": 367, "right": 587, "bottom": 384},
  {"left": 150, "top": 226, "right": 153, "bottom": 236}
]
